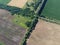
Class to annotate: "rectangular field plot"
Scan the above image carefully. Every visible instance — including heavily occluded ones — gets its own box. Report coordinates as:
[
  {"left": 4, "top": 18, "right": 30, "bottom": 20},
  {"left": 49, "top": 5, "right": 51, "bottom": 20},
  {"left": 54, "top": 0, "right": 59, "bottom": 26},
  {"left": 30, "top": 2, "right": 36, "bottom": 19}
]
[
  {"left": 41, "top": 0, "right": 60, "bottom": 20},
  {"left": 8, "top": 0, "right": 28, "bottom": 8}
]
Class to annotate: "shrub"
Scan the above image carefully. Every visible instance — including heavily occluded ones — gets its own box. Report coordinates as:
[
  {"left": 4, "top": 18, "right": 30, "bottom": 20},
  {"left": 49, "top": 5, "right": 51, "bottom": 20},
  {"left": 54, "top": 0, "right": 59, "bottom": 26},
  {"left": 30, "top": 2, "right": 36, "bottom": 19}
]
[{"left": 25, "top": 21, "right": 31, "bottom": 27}]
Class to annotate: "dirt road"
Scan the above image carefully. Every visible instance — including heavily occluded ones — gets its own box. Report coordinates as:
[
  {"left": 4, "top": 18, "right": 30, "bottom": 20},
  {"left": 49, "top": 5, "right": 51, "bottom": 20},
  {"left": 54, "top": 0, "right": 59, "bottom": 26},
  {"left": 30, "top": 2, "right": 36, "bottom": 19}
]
[
  {"left": 8, "top": 0, "right": 28, "bottom": 8},
  {"left": 27, "top": 20, "right": 60, "bottom": 45}
]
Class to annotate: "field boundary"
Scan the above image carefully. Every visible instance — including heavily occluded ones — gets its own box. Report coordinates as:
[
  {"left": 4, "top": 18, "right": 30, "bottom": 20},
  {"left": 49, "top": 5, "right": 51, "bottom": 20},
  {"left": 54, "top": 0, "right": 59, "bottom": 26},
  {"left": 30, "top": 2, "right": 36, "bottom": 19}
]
[
  {"left": 21, "top": 0, "right": 48, "bottom": 45},
  {"left": 21, "top": 16, "right": 38, "bottom": 45},
  {"left": 39, "top": 17, "right": 60, "bottom": 25}
]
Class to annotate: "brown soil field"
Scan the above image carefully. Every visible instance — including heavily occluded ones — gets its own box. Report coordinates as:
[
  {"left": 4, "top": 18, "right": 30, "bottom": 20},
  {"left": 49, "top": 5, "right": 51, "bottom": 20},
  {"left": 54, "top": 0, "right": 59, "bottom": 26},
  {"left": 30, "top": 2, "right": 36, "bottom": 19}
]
[
  {"left": 8, "top": 0, "right": 28, "bottom": 8},
  {"left": 0, "top": 9, "right": 26, "bottom": 45},
  {"left": 27, "top": 20, "right": 60, "bottom": 45}
]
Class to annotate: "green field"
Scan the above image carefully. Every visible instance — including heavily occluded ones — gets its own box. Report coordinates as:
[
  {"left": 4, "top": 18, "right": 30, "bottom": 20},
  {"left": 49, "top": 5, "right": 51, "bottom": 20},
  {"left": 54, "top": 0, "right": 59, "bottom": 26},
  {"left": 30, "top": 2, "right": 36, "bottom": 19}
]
[
  {"left": 41, "top": 0, "right": 60, "bottom": 20},
  {"left": 0, "top": 0, "right": 11, "bottom": 4}
]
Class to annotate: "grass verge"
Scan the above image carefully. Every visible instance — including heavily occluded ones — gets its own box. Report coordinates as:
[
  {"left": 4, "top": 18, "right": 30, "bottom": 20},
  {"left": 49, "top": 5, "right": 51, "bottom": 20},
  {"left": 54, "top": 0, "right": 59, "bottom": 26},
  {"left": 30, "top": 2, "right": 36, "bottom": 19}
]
[{"left": 39, "top": 17, "right": 60, "bottom": 25}]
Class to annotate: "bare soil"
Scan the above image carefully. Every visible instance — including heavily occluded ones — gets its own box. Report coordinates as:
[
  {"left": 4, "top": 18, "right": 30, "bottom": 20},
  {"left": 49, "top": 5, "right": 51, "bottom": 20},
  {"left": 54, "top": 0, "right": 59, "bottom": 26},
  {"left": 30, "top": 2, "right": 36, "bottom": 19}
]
[
  {"left": 8, "top": 0, "right": 28, "bottom": 8},
  {"left": 27, "top": 20, "right": 60, "bottom": 45},
  {"left": 0, "top": 9, "right": 26, "bottom": 45}
]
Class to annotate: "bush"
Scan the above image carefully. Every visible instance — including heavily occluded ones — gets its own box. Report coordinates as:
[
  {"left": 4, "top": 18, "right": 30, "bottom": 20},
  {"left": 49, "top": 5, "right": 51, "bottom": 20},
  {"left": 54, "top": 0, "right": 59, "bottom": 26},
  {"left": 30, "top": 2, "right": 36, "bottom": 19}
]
[
  {"left": 0, "top": 4, "right": 35, "bottom": 18},
  {"left": 26, "top": 0, "right": 43, "bottom": 11},
  {"left": 22, "top": 8, "right": 35, "bottom": 17},
  {"left": 25, "top": 21, "right": 31, "bottom": 27}
]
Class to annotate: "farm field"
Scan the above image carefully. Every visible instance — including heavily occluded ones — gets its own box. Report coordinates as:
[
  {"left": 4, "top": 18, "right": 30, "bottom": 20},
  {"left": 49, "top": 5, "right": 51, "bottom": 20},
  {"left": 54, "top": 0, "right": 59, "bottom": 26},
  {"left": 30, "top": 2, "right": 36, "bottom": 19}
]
[
  {"left": 0, "top": 0, "right": 28, "bottom": 8},
  {"left": 27, "top": 20, "right": 60, "bottom": 45},
  {"left": 41, "top": 0, "right": 60, "bottom": 20},
  {"left": 0, "top": 9, "right": 26, "bottom": 45},
  {"left": 0, "top": 0, "right": 11, "bottom": 4},
  {"left": 8, "top": 0, "right": 28, "bottom": 8}
]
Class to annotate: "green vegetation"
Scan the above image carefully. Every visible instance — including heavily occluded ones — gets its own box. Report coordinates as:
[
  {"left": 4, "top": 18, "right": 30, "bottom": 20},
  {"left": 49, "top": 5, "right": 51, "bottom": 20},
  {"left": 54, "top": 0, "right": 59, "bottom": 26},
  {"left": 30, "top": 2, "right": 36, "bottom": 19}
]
[
  {"left": 0, "top": 0, "right": 11, "bottom": 4},
  {"left": 41, "top": 0, "right": 60, "bottom": 20},
  {"left": 20, "top": 1, "right": 41, "bottom": 44},
  {"left": 26, "top": 0, "right": 42, "bottom": 11},
  {"left": 0, "top": 4, "right": 35, "bottom": 29},
  {"left": 21, "top": 16, "right": 38, "bottom": 45},
  {"left": 12, "top": 15, "right": 32, "bottom": 29},
  {"left": 0, "top": 42, "right": 5, "bottom": 45}
]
